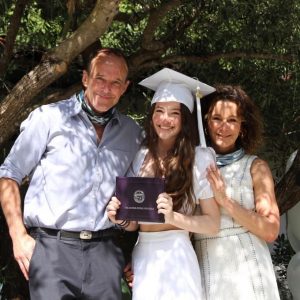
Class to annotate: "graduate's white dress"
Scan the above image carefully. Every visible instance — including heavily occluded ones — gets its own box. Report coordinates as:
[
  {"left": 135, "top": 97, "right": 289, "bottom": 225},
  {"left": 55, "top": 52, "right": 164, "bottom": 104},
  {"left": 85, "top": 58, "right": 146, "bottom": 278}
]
[
  {"left": 129, "top": 146, "right": 215, "bottom": 300},
  {"left": 194, "top": 155, "right": 280, "bottom": 300}
]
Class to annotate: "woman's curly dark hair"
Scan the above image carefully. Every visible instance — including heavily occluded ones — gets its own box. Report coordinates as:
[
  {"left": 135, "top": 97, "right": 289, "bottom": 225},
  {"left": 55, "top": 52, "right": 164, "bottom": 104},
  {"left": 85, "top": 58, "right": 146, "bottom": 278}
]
[
  {"left": 143, "top": 103, "right": 198, "bottom": 213},
  {"left": 201, "top": 85, "right": 263, "bottom": 154}
]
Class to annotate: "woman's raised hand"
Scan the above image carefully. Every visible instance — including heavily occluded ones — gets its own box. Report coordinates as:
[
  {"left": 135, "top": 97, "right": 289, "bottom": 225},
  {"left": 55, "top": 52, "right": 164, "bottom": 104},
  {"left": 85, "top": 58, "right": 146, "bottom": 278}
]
[{"left": 206, "top": 164, "right": 228, "bottom": 207}]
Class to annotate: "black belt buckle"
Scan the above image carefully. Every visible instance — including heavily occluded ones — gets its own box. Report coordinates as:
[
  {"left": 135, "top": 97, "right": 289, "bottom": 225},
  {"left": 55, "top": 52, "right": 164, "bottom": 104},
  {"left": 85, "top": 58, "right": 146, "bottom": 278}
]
[{"left": 79, "top": 230, "right": 93, "bottom": 240}]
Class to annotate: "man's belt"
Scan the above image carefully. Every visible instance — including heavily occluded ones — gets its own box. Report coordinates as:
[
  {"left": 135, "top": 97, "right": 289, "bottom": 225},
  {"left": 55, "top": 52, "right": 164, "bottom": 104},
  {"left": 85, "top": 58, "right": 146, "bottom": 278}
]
[{"left": 29, "top": 227, "right": 120, "bottom": 240}]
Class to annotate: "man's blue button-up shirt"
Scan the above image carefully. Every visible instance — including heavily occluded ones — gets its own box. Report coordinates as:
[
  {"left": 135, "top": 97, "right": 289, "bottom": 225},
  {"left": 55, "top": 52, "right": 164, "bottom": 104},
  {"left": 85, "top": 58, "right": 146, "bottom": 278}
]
[{"left": 0, "top": 95, "right": 142, "bottom": 231}]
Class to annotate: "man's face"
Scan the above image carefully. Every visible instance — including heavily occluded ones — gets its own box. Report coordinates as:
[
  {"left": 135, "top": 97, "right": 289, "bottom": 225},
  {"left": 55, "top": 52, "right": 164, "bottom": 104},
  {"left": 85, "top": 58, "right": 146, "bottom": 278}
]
[{"left": 82, "top": 54, "right": 129, "bottom": 113}]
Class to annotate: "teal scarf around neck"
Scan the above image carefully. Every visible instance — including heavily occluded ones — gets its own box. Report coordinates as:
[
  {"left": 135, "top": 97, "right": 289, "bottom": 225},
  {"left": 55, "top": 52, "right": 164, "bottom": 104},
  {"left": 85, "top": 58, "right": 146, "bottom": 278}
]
[
  {"left": 216, "top": 148, "right": 245, "bottom": 168},
  {"left": 77, "top": 90, "right": 116, "bottom": 126}
]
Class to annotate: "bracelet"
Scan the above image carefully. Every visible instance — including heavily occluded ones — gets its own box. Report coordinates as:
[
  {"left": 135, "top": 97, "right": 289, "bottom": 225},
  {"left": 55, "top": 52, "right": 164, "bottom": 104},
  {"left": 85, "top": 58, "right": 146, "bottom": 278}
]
[
  {"left": 118, "top": 220, "right": 127, "bottom": 226},
  {"left": 117, "top": 220, "right": 130, "bottom": 229}
]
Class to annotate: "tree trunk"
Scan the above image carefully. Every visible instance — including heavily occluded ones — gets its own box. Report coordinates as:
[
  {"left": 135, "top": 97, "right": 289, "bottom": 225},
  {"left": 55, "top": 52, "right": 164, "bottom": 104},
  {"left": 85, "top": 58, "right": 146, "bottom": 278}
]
[
  {"left": 0, "top": 0, "right": 120, "bottom": 146},
  {"left": 275, "top": 149, "right": 300, "bottom": 215}
]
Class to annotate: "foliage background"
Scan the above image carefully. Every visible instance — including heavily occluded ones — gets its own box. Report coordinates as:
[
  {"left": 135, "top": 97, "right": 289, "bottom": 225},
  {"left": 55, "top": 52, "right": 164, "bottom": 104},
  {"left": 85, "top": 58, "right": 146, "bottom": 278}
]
[{"left": 0, "top": 0, "right": 299, "bottom": 299}]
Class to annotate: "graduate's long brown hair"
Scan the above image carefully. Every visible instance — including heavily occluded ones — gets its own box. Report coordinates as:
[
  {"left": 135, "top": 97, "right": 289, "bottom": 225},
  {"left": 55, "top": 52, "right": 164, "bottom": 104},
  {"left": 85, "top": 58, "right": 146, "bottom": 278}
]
[{"left": 143, "top": 103, "right": 198, "bottom": 213}]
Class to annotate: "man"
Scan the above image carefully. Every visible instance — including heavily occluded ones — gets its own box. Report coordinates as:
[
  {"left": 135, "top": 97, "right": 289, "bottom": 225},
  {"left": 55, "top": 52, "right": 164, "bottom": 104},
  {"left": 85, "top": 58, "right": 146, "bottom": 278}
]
[{"left": 0, "top": 48, "right": 142, "bottom": 299}]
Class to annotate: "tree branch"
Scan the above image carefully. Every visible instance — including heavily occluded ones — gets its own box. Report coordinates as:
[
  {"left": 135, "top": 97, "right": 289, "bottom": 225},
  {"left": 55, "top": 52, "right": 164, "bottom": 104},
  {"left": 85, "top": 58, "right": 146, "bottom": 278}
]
[
  {"left": 0, "top": 0, "right": 30, "bottom": 78},
  {"left": 141, "top": 0, "right": 181, "bottom": 51},
  {"left": 0, "top": 0, "right": 120, "bottom": 146},
  {"left": 60, "top": 0, "right": 76, "bottom": 40},
  {"left": 132, "top": 51, "right": 295, "bottom": 73}
]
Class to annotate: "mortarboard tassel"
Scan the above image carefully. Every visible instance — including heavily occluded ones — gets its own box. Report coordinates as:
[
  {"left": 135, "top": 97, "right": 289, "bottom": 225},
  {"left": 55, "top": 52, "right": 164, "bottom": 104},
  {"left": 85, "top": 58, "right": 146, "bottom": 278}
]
[{"left": 196, "top": 87, "right": 206, "bottom": 147}]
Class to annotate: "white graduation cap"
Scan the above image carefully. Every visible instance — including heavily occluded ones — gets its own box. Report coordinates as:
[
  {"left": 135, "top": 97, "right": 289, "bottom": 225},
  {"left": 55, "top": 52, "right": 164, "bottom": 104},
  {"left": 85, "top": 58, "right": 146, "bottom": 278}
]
[{"left": 139, "top": 67, "right": 215, "bottom": 147}]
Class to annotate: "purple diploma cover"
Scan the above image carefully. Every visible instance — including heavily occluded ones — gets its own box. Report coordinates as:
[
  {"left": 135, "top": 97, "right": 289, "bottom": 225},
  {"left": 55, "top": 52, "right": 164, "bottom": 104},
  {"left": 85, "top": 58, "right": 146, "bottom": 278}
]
[{"left": 115, "top": 176, "right": 165, "bottom": 223}]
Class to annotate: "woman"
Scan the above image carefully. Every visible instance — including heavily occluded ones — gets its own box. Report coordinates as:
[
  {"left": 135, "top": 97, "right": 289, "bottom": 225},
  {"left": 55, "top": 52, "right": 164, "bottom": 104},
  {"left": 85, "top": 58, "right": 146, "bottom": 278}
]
[
  {"left": 194, "top": 85, "right": 280, "bottom": 300},
  {"left": 107, "top": 69, "right": 220, "bottom": 300}
]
